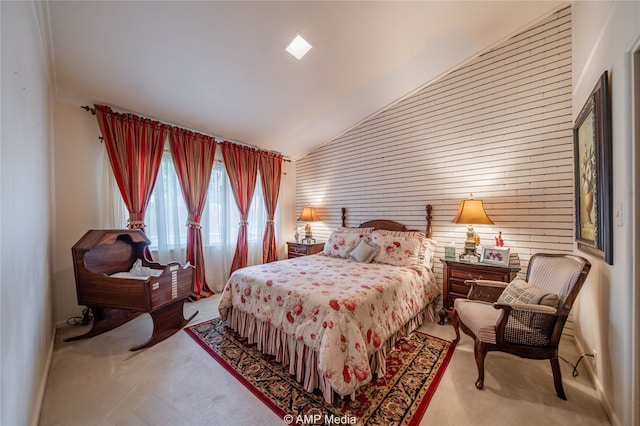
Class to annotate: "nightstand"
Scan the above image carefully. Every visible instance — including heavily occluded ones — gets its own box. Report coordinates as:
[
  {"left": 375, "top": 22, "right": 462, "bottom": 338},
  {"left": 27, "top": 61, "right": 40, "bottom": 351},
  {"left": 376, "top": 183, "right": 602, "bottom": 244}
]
[
  {"left": 439, "top": 259, "right": 520, "bottom": 324},
  {"left": 287, "top": 242, "right": 325, "bottom": 259}
]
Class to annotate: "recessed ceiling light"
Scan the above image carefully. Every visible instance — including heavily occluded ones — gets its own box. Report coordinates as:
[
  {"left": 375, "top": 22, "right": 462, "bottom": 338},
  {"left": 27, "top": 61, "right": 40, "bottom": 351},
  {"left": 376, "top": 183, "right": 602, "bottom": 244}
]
[{"left": 286, "top": 34, "right": 312, "bottom": 60}]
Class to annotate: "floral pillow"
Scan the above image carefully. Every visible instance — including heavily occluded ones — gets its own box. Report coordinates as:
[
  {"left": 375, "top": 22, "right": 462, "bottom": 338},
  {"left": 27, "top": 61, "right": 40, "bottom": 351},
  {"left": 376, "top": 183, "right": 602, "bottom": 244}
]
[
  {"left": 337, "top": 226, "right": 375, "bottom": 237},
  {"left": 370, "top": 230, "right": 433, "bottom": 268},
  {"left": 323, "top": 231, "right": 367, "bottom": 258},
  {"left": 370, "top": 231, "right": 423, "bottom": 268}
]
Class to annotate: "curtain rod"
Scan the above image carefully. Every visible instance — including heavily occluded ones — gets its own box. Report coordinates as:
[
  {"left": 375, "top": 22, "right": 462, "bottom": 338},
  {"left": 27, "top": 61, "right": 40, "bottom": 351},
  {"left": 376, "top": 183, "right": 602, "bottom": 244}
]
[{"left": 81, "top": 105, "right": 291, "bottom": 162}]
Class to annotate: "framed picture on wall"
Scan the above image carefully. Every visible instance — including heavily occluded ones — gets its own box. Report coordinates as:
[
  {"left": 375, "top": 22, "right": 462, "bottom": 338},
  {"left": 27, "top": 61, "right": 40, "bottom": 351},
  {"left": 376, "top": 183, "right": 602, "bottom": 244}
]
[{"left": 573, "top": 71, "right": 613, "bottom": 264}]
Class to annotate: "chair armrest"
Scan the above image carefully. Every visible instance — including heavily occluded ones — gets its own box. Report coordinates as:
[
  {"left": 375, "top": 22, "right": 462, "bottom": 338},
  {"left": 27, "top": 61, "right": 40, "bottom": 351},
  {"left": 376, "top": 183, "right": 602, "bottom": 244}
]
[
  {"left": 465, "top": 279, "right": 508, "bottom": 302},
  {"left": 498, "top": 303, "right": 557, "bottom": 315}
]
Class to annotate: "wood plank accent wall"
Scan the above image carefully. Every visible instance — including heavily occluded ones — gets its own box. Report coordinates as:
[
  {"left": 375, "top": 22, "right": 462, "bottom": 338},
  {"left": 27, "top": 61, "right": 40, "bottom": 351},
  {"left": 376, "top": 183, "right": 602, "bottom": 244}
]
[{"left": 296, "top": 8, "right": 572, "bottom": 322}]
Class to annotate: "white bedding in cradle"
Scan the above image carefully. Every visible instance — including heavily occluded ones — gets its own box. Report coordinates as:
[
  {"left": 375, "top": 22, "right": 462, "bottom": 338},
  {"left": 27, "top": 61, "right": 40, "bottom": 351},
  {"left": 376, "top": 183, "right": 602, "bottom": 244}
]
[{"left": 110, "top": 259, "right": 163, "bottom": 280}]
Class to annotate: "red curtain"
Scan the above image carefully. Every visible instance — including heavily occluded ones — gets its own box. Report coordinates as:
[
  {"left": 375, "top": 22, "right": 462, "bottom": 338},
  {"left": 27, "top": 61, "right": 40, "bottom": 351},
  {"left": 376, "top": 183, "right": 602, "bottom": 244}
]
[
  {"left": 95, "top": 105, "right": 166, "bottom": 257},
  {"left": 221, "top": 141, "right": 259, "bottom": 274},
  {"left": 259, "top": 152, "right": 283, "bottom": 263},
  {"left": 169, "top": 128, "right": 216, "bottom": 298}
]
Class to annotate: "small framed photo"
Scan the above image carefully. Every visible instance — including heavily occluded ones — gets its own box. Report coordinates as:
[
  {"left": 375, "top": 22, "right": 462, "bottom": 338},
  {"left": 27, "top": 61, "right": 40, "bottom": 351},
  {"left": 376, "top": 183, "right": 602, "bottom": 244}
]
[{"left": 480, "top": 247, "right": 510, "bottom": 266}]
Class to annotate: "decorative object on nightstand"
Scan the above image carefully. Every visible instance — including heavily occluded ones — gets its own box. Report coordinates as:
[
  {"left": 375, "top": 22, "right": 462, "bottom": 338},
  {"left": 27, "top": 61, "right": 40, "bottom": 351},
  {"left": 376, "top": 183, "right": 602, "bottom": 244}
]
[
  {"left": 451, "top": 194, "right": 494, "bottom": 262},
  {"left": 287, "top": 241, "right": 325, "bottom": 259},
  {"left": 297, "top": 207, "right": 320, "bottom": 244},
  {"left": 444, "top": 242, "right": 456, "bottom": 259},
  {"left": 479, "top": 246, "right": 511, "bottom": 266},
  {"left": 438, "top": 258, "right": 520, "bottom": 325}
]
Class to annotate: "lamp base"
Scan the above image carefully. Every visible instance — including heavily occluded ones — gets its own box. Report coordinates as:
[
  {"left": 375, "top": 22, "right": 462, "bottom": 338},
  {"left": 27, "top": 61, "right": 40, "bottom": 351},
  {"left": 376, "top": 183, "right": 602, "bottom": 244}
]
[
  {"left": 458, "top": 224, "right": 480, "bottom": 262},
  {"left": 302, "top": 231, "right": 315, "bottom": 244},
  {"left": 459, "top": 249, "right": 480, "bottom": 262}
]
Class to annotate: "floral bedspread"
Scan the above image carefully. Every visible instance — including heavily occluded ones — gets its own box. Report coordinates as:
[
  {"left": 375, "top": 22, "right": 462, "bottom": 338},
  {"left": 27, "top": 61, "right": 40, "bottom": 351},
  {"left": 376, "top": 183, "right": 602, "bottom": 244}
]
[{"left": 218, "top": 254, "right": 439, "bottom": 396}]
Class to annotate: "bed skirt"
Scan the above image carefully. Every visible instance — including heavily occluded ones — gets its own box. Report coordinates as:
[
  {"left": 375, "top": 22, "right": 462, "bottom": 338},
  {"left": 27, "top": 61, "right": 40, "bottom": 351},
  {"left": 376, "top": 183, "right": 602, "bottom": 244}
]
[{"left": 224, "top": 304, "right": 436, "bottom": 403}]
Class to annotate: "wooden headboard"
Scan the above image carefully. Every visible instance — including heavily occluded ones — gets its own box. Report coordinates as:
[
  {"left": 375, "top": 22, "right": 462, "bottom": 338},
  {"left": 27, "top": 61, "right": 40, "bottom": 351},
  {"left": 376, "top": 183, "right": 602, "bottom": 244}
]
[{"left": 341, "top": 205, "right": 433, "bottom": 238}]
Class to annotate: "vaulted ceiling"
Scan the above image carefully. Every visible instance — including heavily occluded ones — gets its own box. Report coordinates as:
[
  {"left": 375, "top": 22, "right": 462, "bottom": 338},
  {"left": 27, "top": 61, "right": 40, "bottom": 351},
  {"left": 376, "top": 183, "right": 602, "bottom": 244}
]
[{"left": 44, "top": 1, "right": 565, "bottom": 159}]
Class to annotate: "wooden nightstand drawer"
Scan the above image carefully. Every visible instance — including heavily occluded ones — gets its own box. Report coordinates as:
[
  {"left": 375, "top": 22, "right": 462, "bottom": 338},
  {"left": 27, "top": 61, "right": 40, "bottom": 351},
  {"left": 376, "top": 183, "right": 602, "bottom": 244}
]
[
  {"left": 290, "top": 245, "right": 309, "bottom": 255},
  {"left": 439, "top": 259, "right": 520, "bottom": 324},
  {"left": 450, "top": 268, "right": 506, "bottom": 282},
  {"left": 287, "top": 242, "right": 325, "bottom": 259}
]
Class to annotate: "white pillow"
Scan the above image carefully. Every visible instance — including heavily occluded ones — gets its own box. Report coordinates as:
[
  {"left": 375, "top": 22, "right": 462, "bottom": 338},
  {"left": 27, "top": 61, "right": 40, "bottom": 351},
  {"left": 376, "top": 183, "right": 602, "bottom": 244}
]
[
  {"left": 348, "top": 236, "right": 379, "bottom": 263},
  {"left": 422, "top": 238, "right": 437, "bottom": 269}
]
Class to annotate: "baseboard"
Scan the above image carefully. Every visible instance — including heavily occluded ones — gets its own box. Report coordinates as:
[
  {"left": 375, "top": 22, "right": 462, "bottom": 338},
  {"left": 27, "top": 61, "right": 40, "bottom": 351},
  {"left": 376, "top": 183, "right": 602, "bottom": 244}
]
[
  {"left": 572, "top": 336, "right": 619, "bottom": 426},
  {"left": 32, "top": 326, "right": 56, "bottom": 426},
  {"left": 55, "top": 318, "right": 69, "bottom": 328}
]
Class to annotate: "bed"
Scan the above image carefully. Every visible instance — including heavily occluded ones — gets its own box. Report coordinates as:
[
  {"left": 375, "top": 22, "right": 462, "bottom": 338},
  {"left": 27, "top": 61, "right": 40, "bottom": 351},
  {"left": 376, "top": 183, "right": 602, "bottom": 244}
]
[
  {"left": 66, "top": 229, "right": 197, "bottom": 351},
  {"left": 218, "top": 205, "right": 438, "bottom": 402}
]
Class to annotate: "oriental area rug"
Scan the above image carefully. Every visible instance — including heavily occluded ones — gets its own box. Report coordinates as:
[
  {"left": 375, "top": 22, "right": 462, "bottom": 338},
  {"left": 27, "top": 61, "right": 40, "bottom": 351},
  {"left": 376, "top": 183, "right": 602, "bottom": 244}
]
[{"left": 185, "top": 318, "right": 455, "bottom": 426}]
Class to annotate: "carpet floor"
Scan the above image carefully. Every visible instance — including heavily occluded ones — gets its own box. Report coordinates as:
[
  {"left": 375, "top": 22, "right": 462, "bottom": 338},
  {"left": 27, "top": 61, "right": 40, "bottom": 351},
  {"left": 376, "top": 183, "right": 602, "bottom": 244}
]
[{"left": 186, "top": 317, "right": 455, "bottom": 426}]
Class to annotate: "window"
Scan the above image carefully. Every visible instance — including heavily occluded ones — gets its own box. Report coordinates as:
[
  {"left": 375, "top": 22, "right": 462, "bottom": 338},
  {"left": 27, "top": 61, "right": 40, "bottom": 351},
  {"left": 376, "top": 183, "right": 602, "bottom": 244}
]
[
  {"left": 100, "top": 148, "right": 280, "bottom": 291},
  {"left": 146, "top": 153, "right": 274, "bottom": 260}
]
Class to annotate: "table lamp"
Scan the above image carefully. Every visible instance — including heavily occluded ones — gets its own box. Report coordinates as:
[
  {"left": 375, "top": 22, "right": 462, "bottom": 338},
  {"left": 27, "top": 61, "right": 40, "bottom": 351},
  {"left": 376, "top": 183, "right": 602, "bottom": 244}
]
[
  {"left": 297, "top": 207, "right": 320, "bottom": 244},
  {"left": 452, "top": 194, "right": 493, "bottom": 261}
]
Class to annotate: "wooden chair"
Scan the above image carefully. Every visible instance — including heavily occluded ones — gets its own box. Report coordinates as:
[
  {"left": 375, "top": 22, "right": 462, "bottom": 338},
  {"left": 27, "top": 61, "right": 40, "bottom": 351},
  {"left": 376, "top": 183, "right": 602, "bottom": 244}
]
[{"left": 451, "top": 253, "right": 591, "bottom": 399}]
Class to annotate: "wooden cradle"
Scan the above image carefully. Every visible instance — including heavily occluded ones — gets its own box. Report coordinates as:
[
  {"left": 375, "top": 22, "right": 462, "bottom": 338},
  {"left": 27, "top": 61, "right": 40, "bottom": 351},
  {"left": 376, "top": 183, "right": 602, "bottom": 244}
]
[{"left": 66, "top": 229, "right": 197, "bottom": 351}]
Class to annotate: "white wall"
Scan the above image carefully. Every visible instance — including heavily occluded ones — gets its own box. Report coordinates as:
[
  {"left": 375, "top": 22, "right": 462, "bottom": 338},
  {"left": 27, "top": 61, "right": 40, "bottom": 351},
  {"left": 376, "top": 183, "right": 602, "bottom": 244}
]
[
  {"left": 571, "top": 2, "right": 640, "bottom": 425},
  {"left": 297, "top": 8, "right": 573, "bottom": 303},
  {"left": 51, "top": 100, "right": 105, "bottom": 323},
  {"left": 280, "top": 160, "right": 298, "bottom": 252},
  {"left": 0, "top": 2, "right": 54, "bottom": 425}
]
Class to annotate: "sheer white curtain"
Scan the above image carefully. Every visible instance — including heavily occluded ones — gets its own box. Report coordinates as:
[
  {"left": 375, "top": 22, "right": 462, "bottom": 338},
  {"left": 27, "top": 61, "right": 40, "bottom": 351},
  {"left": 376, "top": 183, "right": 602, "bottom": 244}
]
[
  {"left": 144, "top": 153, "right": 278, "bottom": 292},
  {"left": 98, "top": 148, "right": 127, "bottom": 228}
]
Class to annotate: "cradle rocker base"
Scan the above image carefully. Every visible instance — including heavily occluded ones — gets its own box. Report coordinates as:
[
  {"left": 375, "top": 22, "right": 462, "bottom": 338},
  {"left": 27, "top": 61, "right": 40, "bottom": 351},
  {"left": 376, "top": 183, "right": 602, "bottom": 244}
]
[{"left": 65, "top": 301, "right": 198, "bottom": 351}]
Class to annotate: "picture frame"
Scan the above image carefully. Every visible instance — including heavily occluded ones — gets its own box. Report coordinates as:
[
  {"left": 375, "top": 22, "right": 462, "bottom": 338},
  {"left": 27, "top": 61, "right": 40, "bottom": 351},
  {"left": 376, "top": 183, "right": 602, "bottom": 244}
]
[
  {"left": 480, "top": 247, "right": 510, "bottom": 266},
  {"left": 573, "top": 71, "right": 613, "bottom": 264}
]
